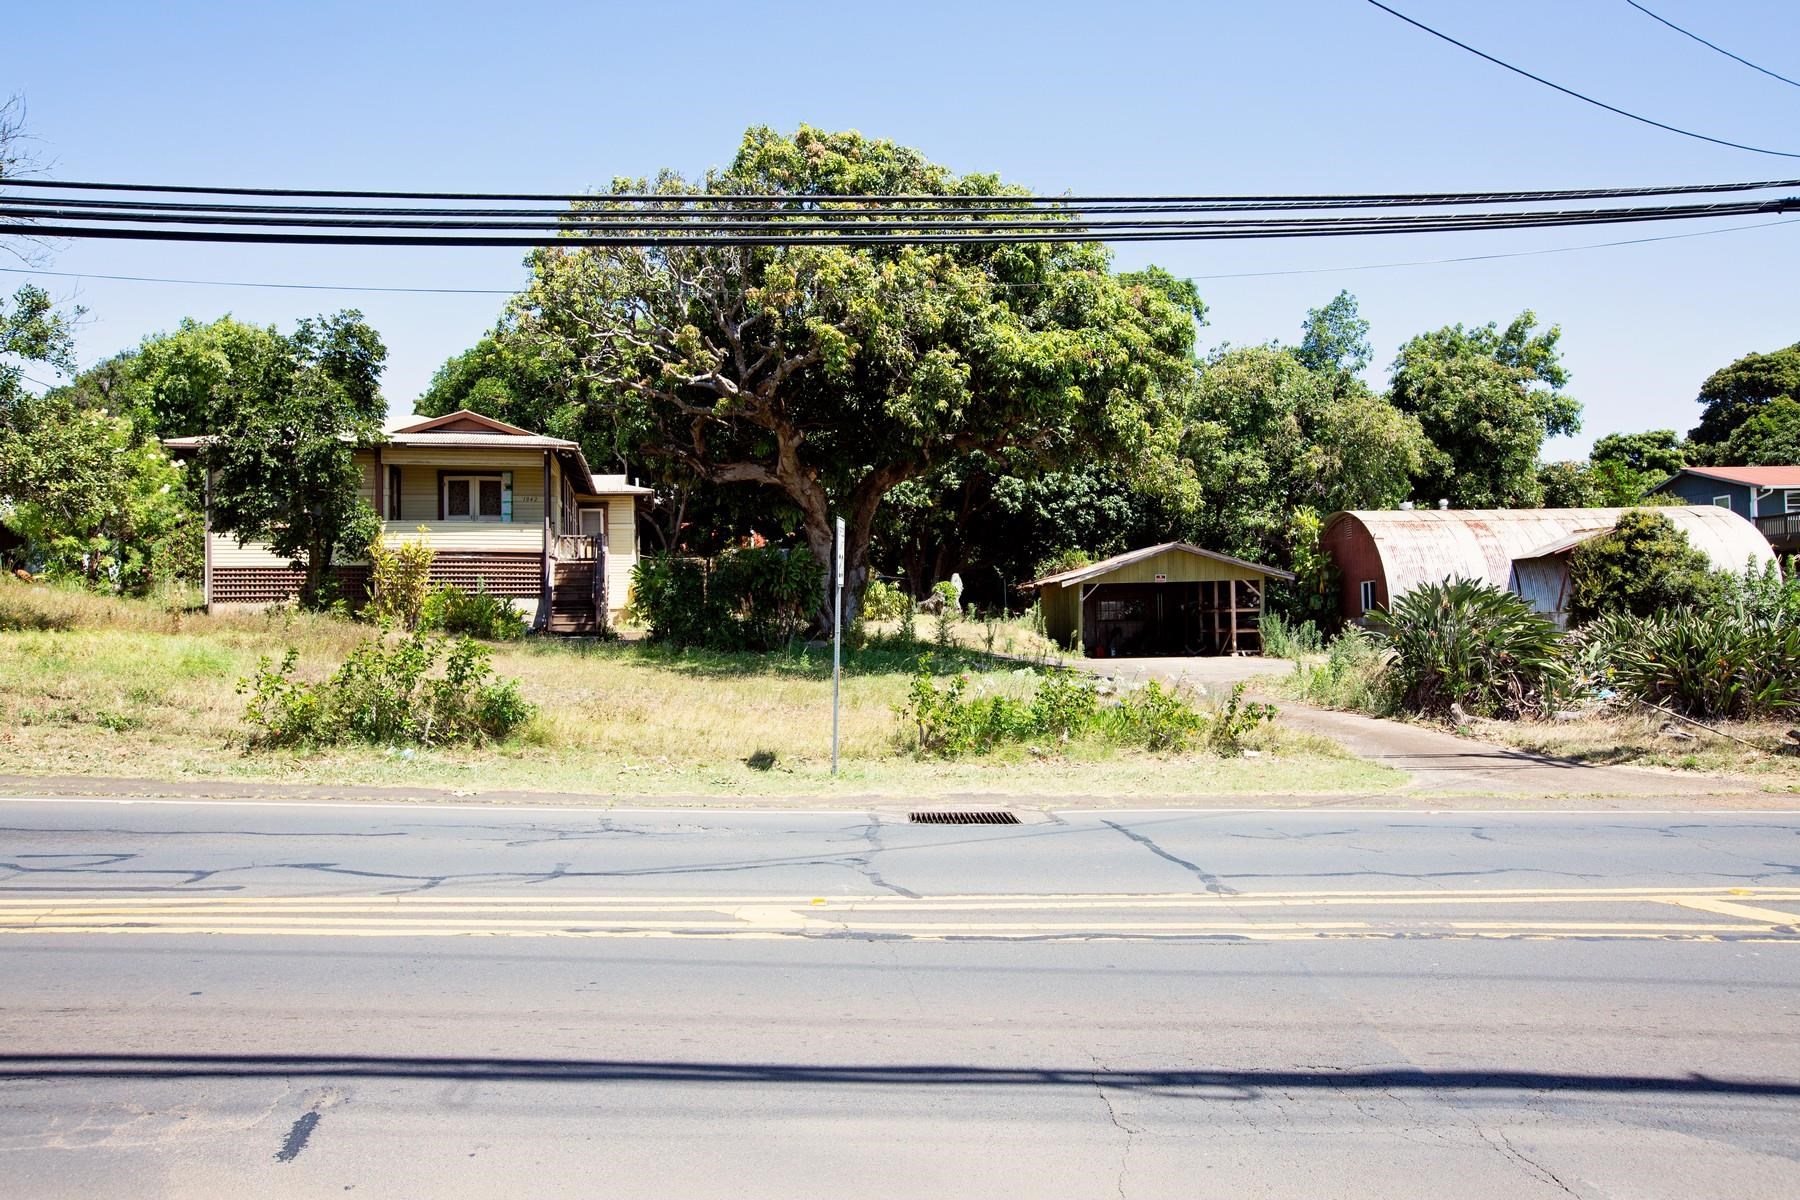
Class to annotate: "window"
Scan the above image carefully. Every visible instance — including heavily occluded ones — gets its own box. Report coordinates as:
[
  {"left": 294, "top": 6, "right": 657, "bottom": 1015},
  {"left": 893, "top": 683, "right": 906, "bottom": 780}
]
[
  {"left": 443, "top": 474, "right": 504, "bottom": 522},
  {"left": 1097, "top": 598, "right": 1146, "bottom": 622},
  {"left": 1787, "top": 490, "right": 1800, "bottom": 515},
  {"left": 1713, "top": 495, "right": 1733, "bottom": 510},
  {"left": 386, "top": 466, "right": 402, "bottom": 520},
  {"left": 1359, "top": 580, "right": 1377, "bottom": 612}
]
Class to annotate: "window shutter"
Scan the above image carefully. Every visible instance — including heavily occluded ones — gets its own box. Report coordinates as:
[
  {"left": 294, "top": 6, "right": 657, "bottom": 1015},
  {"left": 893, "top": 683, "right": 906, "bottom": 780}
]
[{"left": 502, "top": 472, "right": 512, "bottom": 522}]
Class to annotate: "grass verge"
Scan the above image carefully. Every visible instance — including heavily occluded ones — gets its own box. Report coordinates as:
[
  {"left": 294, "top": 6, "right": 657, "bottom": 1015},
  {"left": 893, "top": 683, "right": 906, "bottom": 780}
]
[{"left": 0, "top": 580, "right": 1402, "bottom": 798}]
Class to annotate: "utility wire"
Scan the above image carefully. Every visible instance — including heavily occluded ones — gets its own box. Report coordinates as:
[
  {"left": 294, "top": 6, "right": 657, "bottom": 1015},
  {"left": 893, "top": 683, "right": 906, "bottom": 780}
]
[
  {"left": 1362, "top": 0, "right": 1800, "bottom": 158},
  {"left": 3, "top": 216, "right": 1790, "bottom": 295},
  {"left": 1622, "top": 0, "right": 1800, "bottom": 89},
  {"left": 5, "top": 198, "right": 1793, "bottom": 247},
  {"left": 5, "top": 177, "right": 1799, "bottom": 218},
  {"left": 9, "top": 174, "right": 1800, "bottom": 205}
]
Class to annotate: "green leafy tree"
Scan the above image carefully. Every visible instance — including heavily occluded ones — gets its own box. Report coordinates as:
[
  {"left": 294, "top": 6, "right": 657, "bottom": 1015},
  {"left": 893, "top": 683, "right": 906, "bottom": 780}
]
[
  {"left": 1566, "top": 510, "right": 1713, "bottom": 624},
  {"left": 1180, "top": 345, "right": 1424, "bottom": 560},
  {"left": 1295, "top": 290, "right": 1372, "bottom": 376},
  {"left": 1689, "top": 341, "right": 1800, "bottom": 454},
  {"left": 1536, "top": 460, "right": 1606, "bottom": 508},
  {"left": 1721, "top": 397, "right": 1800, "bottom": 465},
  {"left": 1387, "top": 312, "right": 1579, "bottom": 508},
  {"left": 200, "top": 312, "right": 388, "bottom": 608},
  {"left": 1588, "top": 429, "right": 1685, "bottom": 503},
  {"left": 510, "top": 125, "right": 1202, "bottom": 632}
]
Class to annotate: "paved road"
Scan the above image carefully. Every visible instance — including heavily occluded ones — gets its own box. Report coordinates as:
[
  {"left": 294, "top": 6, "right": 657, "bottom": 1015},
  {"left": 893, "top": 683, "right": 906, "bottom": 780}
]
[{"left": 2, "top": 797, "right": 1798, "bottom": 1197}]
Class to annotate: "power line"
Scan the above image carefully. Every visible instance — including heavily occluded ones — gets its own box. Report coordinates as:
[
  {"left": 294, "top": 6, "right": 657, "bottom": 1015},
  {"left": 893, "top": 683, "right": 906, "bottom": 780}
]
[
  {"left": 1362, "top": 0, "right": 1800, "bottom": 158},
  {"left": 1189, "top": 215, "right": 1798, "bottom": 280},
  {"left": 2, "top": 216, "right": 1790, "bottom": 297},
  {"left": 8, "top": 174, "right": 1800, "bottom": 206},
  {"left": 1622, "top": 0, "right": 1800, "bottom": 90},
  {"left": 2, "top": 198, "right": 1793, "bottom": 247}
]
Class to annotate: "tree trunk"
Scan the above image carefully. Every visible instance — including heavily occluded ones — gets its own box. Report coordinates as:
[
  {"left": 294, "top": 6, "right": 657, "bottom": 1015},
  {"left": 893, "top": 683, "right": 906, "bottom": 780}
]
[
  {"left": 796, "top": 498, "right": 875, "bottom": 639},
  {"left": 300, "top": 538, "right": 332, "bottom": 610}
]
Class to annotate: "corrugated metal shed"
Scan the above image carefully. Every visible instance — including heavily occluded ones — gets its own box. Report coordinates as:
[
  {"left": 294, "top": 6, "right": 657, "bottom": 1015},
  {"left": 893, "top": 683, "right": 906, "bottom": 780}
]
[{"left": 1324, "top": 506, "right": 1776, "bottom": 622}]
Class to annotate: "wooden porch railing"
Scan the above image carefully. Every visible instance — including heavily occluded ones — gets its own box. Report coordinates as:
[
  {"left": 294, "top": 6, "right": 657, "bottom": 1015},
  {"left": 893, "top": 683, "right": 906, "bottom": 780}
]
[
  {"left": 550, "top": 532, "right": 599, "bottom": 561},
  {"left": 1754, "top": 513, "right": 1800, "bottom": 548}
]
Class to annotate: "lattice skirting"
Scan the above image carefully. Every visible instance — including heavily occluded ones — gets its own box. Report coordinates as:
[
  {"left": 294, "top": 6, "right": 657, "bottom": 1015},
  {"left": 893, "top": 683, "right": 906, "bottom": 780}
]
[{"left": 210, "top": 554, "right": 541, "bottom": 607}]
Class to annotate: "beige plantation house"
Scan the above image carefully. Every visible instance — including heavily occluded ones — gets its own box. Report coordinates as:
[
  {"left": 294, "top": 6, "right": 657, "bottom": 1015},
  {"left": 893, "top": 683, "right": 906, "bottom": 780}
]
[{"left": 169, "top": 410, "right": 648, "bottom": 634}]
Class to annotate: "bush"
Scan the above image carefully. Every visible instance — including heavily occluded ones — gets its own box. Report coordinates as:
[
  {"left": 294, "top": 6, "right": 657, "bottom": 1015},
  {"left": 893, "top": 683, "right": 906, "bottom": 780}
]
[
  {"left": 239, "top": 631, "right": 535, "bottom": 748},
  {"left": 1029, "top": 670, "right": 1099, "bottom": 739},
  {"left": 1367, "top": 578, "right": 1566, "bottom": 719},
  {"left": 1289, "top": 627, "right": 1394, "bottom": 713},
  {"left": 1567, "top": 510, "right": 1712, "bottom": 624},
  {"left": 903, "top": 670, "right": 1030, "bottom": 756},
  {"left": 366, "top": 528, "right": 435, "bottom": 630},
  {"left": 628, "top": 547, "right": 822, "bottom": 651},
  {"left": 421, "top": 581, "right": 527, "bottom": 641},
  {"left": 861, "top": 578, "right": 910, "bottom": 621},
  {"left": 1261, "top": 612, "right": 1322, "bottom": 660},
  {"left": 1033, "top": 549, "right": 1092, "bottom": 579},
  {"left": 1206, "top": 683, "right": 1279, "bottom": 754},
  {"left": 1102, "top": 680, "right": 1208, "bottom": 751},
  {"left": 1601, "top": 610, "right": 1800, "bottom": 719}
]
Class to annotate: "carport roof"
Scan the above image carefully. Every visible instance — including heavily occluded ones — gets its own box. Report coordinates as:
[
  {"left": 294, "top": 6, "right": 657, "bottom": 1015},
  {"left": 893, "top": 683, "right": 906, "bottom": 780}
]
[{"left": 1026, "top": 541, "right": 1295, "bottom": 588}]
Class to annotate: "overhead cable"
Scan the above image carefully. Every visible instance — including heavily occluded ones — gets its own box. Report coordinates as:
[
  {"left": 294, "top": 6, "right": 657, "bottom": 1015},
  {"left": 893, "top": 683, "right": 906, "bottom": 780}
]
[
  {"left": 1621, "top": 0, "right": 1800, "bottom": 90},
  {"left": 1362, "top": 0, "right": 1800, "bottom": 158}
]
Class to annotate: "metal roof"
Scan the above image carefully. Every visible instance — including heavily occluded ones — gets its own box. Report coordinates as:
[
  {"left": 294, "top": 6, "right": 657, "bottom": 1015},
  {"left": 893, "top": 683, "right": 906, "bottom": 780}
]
[
  {"left": 1026, "top": 541, "right": 1295, "bottom": 588},
  {"left": 1655, "top": 465, "right": 1800, "bottom": 489},
  {"left": 1328, "top": 506, "right": 1775, "bottom": 599}
]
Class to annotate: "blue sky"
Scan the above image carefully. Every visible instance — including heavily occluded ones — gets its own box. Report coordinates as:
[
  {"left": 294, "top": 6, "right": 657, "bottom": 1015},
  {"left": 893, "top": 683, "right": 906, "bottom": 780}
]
[{"left": 7, "top": 0, "right": 1798, "bottom": 457}]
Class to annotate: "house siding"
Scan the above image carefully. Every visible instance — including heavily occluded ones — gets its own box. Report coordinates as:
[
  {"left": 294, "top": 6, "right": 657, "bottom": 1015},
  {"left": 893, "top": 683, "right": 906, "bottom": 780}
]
[{"left": 1661, "top": 474, "right": 1746, "bottom": 515}]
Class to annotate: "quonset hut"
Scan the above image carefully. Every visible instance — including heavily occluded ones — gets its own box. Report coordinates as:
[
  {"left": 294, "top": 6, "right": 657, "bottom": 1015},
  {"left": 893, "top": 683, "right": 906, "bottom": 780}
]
[{"left": 1322, "top": 506, "right": 1774, "bottom": 628}]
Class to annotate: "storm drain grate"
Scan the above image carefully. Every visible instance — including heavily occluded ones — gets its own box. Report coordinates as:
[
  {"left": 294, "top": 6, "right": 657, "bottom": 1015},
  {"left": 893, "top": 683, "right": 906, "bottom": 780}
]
[{"left": 909, "top": 810, "right": 1021, "bottom": 825}]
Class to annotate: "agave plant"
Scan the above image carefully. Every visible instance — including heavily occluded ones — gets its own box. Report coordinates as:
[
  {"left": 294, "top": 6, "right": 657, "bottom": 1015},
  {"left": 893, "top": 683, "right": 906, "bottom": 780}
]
[
  {"left": 1604, "top": 610, "right": 1800, "bottom": 719},
  {"left": 1365, "top": 578, "right": 1567, "bottom": 720}
]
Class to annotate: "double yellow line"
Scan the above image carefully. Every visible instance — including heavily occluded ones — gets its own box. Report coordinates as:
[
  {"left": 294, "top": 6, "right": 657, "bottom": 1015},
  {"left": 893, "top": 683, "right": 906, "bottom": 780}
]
[{"left": 1, "top": 886, "right": 1797, "bottom": 942}]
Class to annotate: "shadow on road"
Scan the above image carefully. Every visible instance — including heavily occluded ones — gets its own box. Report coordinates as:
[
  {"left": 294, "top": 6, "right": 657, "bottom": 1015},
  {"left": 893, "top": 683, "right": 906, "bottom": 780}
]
[{"left": 5, "top": 1055, "right": 1798, "bottom": 1098}]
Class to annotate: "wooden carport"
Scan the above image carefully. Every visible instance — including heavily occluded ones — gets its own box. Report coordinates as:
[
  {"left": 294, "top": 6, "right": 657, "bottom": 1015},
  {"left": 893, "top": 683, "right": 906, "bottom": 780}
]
[{"left": 1024, "top": 542, "right": 1295, "bottom": 658}]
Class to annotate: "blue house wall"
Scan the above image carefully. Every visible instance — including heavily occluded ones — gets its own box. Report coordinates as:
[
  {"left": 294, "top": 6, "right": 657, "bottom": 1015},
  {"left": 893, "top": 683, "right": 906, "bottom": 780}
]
[{"left": 1659, "top": 473, "right": 1752, "bottom": 516}]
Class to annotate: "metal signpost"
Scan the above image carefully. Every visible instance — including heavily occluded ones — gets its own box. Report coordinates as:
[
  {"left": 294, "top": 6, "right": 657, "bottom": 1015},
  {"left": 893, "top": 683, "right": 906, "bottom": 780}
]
[{"left": 831, "top": 516, "right": 844, "bottom": 776}]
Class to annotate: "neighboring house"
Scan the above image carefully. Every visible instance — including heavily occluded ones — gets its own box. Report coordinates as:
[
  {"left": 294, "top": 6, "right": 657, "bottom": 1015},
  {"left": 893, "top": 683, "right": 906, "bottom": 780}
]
[
  {"left": 167, "top": 410, "right": 650, "bottom": 634},
  {"left": 1648, "top": 466, "right": 1800, "bottom": 554},
  {"left": 1322, "top": 506, "right": 1774, "bottom": 629},
  {"left": 1023, "top": 541, "right": 1295, "bottom": 657}
]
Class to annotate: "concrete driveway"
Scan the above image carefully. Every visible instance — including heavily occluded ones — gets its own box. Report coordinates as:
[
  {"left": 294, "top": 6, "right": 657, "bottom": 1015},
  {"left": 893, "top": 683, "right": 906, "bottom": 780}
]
[{"left": 1073, "top": 654, "right": 1764, "bottom": 799}]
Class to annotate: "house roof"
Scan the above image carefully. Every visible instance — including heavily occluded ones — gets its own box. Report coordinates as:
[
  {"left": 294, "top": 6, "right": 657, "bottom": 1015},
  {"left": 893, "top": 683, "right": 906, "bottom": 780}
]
[
  {"left": 1026, "top": 541, "right": 1295, "bottom": 588},
  {"left": 1655, "top": 465, "right": 1800, "bottom": 489},
  {"left": 164, "top": 409, "right": 654, "bottom": 497},
  {"left": 1326, "top": 506, "right": 1774, "bottom": 599}
]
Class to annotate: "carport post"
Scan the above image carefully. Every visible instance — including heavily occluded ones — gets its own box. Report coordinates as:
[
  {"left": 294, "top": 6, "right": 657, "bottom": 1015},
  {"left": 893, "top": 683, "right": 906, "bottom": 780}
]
[{"left": 831, "top": 516, "right": 844, "bottom": 776}]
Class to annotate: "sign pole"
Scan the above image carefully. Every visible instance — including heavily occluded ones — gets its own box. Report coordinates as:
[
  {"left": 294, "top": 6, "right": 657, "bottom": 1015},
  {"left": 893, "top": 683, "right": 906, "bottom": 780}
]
[{"left": 831, "top": 516, "right": 845, "bottom": 776}]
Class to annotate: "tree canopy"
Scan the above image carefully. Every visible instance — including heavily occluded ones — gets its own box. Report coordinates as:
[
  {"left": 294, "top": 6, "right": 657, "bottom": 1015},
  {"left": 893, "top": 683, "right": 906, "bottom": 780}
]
[
  {"left": 1295, "top": 290, "right": 1372, "bottom": 376},
  {"left": 509, "top": 125, "right": 1203, "bottom": 628},
  {"left": 1387, "top": 311, "right": 1579, "bottom": 508},
  {"left": 1721, "top": 397, "right": 1800, "bottom": 466},
  {"left": 1566, "top": 510, "right": 1713, "bottom": 625},
  {"left": 1690, "top": 341, "right": 1800, "bottom": 454}
]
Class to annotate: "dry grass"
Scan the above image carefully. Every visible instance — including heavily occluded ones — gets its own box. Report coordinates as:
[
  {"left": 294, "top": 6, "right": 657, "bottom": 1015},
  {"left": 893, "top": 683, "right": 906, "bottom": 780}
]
[
  {"left": 1468, "top": 709, "right": 1800, "bottom": 792},
  {"left": 0, "top": 578, "right": 1404, "bottom": 798}
]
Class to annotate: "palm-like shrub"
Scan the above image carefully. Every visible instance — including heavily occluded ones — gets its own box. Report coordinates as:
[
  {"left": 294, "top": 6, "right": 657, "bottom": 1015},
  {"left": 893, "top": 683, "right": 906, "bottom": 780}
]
[
  {"left": 1604, "top": 611, "right": 1800, "bottom": 719},
  {"left": 1366, "top": 578, "right": 1566, "bottom": 719}
]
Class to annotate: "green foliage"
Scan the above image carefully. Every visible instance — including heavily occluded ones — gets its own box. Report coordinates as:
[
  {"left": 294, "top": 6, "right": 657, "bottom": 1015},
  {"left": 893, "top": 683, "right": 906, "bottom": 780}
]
[
  {"left": 1712, "top": 559, "right": 1800, "bottom": 627},
  {"left": 1536, "top": 460, "right": 1607, "bottom": 508},
  {"left": 1722, "top": 397, "right": 1800, "bottom": 466},
  {"left": 1589, "top": 430, "right": 1684, "bottom": 503},
  {"left": 860, "top": 578, "right": 910, "bottom": 621},
  {"left": 421, "top": 581, "right": 528, "bottom": 641},
  {"left": 1367, "top": 578, "right": 1567, "bottom": 719},
  {"left": 1603, "top": 611, "right": 1800, "bottom": 719},
  {"left": 1689, "top": 341, "right": 1800, "bottom": 452},
  {"left": 1033, "top": 548, "right": 1094, "bottom": 579},
  {"left": 186, "top": 311, "right": 388, "bottom": 608},
  {"left": 1296, "top": 290, "right": 1372, "bottom": 376},
  {"left": 1101, "top": 679, "right": 1209, "bottom": 751},
  {"left": 1387, "top": 311, "right": 1579, "bottom": 508},
  {"left": 628, "top": 547, "right": 822, "bottom": 651},
  {"left": 511, "top": 125, "right": 1201, "bottom": 635},
  {"left": 239, "top": 632, "right": 535, "bottom": 748},
  {"left": 1260, "top": 612, "right": 1322, "bottom": 660},
  {"left": 1029, "top": 670, "right": 1100, "bottom": 739},
  {"left": 365, "top": 528, "right": 435, "bottom": 630},
  {"left": 1204, "top": 683, "right": 1279, "bottom": 754},
  {"left": 903, "top": 669, "right": 1031, "bottom": 756},
  {"left": 1566, "top": 511, "right": 1712, "bottom": 624},
  {"left": 1289, "top": 628, "right": 1392, "bottom": 714},
  {"left": 1283, "top": 506, "right": 1339, "bottom": 625}
]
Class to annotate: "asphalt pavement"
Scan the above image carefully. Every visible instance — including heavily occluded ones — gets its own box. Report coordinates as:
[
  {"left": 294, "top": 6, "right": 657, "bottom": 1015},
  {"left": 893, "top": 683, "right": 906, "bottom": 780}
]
[{"left": 2, "top": 797, "right": 1798, "bottom": 1197}]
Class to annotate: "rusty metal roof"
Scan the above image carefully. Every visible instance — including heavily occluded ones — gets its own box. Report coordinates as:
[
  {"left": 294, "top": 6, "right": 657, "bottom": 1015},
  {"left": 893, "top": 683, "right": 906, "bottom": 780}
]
[
  {"left": 1328, "top": 506, "right": 1775, "bottom": 599},
  {"left": 1026, "top": 541, "right": 1295, "bottom": 588}
]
